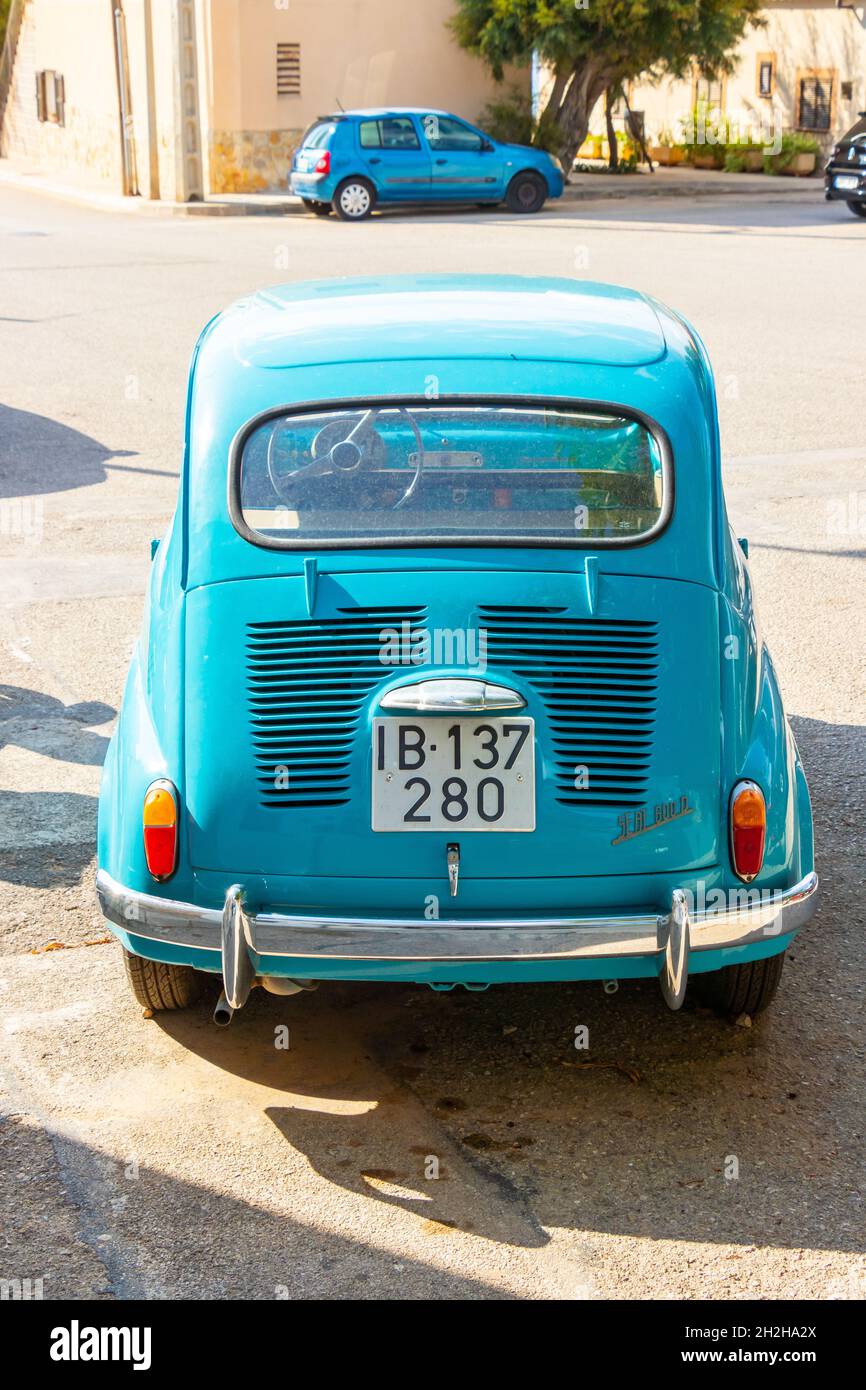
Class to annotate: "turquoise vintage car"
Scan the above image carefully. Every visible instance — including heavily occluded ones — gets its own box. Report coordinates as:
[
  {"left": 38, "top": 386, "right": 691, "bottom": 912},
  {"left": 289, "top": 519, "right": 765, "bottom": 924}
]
[{"left": 96, "top": 275, "right": 818, "bottom": 1026}]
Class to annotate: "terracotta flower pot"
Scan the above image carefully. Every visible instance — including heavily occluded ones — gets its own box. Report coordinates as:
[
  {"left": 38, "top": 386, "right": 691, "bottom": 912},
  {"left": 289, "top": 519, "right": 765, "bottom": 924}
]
[
  {"left": 781, "top": 152, "right": 817, "bottom": 177},
  {"left": 744, "top": 150, "right": 764, "bottom": 172}
]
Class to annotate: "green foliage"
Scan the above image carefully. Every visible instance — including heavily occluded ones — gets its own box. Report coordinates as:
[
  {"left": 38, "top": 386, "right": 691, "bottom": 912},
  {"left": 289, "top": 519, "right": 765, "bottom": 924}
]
[
  {"left": 572, "top": 159, "right": 638, "bottom": 177},
  {"left": 764, "top": 131, "right": 820, "bottom": 174},
  {"left": 451, "top": 0, "right": 764, "bottom": 83},
  {"left": 452, "top": 0, "right": 764, "bottom": 161},
  {"left": 0, "top": 0, "right": 12, "bottom": 53},
  {"left": 678, "top": 105, "right": 727, "bottom": 166},
  {"left": 478, "top": 86, "right": 561, "bottom": 153}
]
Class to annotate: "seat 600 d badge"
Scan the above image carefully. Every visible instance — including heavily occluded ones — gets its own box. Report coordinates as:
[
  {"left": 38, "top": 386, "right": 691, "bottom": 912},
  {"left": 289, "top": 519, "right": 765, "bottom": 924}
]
[{"left": 612, "top": 796, "right": 694, "bottom": 846}]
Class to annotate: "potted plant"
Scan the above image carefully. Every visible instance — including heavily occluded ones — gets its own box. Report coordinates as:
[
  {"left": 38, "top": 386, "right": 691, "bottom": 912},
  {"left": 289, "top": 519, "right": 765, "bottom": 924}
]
[
  {"left": 782, "top": 133, "right": 819, "bottom": 176},
  {"left": 765, "top": 132, "right": 820, "bottom": 176},
  {"left": 681, "top": 107, "right": 726, "bottom": 168},
  {"left": 650, "top": 128, "right": 684, "bottom": 165},
  {"left": 723, "top": 142, "right": 764, "bottom": 173}
]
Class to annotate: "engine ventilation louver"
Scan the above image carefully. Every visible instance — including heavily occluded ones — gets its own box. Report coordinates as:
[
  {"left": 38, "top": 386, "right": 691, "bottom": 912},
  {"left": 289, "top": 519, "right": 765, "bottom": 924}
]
[
  {"left": 478, "top": 604, "right": 658, "bottom": 808},
  {"left": 247, "top": 606, "right": 427, "bottom": 809}
]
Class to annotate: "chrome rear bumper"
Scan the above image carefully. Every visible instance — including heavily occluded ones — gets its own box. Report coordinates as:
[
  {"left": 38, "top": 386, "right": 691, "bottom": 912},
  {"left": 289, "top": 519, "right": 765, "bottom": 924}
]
[
  {"left": 97, "top": 868, "right": 817, "bottom": 963},
  {"left": 98, "top": 869, "right": 817, "bottom": 1018}
]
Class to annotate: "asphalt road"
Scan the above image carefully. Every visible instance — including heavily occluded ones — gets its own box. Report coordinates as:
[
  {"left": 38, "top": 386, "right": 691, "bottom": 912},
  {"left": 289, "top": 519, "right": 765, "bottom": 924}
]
[{"left": 1, "top": 186, "right": 864, "bottom": 1301}]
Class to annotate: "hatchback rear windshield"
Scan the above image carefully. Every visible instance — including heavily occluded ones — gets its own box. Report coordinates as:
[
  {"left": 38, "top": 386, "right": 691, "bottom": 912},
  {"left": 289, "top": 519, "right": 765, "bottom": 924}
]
[
  {"left": 233, "top": 402, "right": 669, "bottom": 549},
  {"left": 301, "top": 121, "right": 337, "bottom": 149}
]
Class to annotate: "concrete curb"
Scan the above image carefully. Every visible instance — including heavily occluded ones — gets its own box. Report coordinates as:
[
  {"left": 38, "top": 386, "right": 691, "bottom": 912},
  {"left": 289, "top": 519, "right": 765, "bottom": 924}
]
[
  {"left": 0, "top": 160, "right": 821, "bottom": 217},
  {"left": 0, "top": 164, "right": 301, "bottom": 216}
]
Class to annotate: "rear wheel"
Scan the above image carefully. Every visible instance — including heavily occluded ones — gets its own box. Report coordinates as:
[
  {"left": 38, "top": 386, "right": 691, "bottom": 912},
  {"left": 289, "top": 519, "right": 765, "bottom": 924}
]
[
  {"left": 123, "top": 949, "right": 202, "bottom": 1012},
  {"left": 691, "top": 951, "right": 785, "bottom": 1018},
  {"left": 846, "top": 200, "right": 866, "bottom": 218},
  {"left": 302, "top": 198, "right": 331, "bottom": 216},
  {"left": 333, "top": 177, "right": 376, "bottom": 221},
  {"left": 505, "top": 171, "right": 547, "bottom": 214}
]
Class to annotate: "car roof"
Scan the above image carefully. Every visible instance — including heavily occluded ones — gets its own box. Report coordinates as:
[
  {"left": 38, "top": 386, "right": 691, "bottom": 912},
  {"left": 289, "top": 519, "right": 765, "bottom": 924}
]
[
  {"left": 210, "top": 275, "right": 668, "bottom": 371},
  {"left": 187, "top": 277, "right": 723, "bottom": 589},
  {"left": 317, "top": 108, "right": 450, "bottom": 120}
]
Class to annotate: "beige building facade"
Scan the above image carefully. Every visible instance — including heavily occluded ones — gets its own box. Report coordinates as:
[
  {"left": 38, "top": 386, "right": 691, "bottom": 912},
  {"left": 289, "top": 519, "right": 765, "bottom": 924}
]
[
  {"left": 0, "top": 0, "right": 526, "bottom": 199},
  {"left": 600, "top": 2, "right": 866, "bottom": 155}
]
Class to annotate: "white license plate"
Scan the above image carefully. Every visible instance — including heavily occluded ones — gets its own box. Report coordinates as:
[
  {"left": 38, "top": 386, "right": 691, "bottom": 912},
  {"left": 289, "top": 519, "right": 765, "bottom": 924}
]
[
  {"left": 834, "top": 174, "right": 859, "bottom": 191},
  {"left": 372, "top": 716, "right": 535, "bottom": 831}
]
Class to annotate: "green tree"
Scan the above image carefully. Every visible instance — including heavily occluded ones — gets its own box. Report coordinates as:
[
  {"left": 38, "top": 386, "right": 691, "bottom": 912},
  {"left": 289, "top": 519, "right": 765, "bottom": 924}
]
[
  {"left": 452, "top": 0, "right": 764, "bottom": 166},
  {"left": 0, "top": 0, "right": 13, "bottom": 55}
]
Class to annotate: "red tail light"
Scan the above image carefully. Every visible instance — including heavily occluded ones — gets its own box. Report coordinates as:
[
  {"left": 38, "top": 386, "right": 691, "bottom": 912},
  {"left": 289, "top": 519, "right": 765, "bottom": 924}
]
[
  {"left": 143, "top": 779, "right": 178, "bottom": 880},
  {"left": 730, "top": 781, "right": 766, "bottom": 882},
  {"left": 314, "top": 150, "right": 330, "bottom": 175}
]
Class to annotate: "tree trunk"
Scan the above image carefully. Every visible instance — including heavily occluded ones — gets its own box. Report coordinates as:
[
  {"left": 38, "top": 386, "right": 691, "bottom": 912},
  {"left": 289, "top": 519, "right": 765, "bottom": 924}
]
[
  {"left": 605, "top": 87, "right": 619, "bottom": 171},
  {"left": 538, "top": 67, "right": 569, "bottom": 130},
  {"left": 551, "top": 60, "right": 610, "bottom": 170}
]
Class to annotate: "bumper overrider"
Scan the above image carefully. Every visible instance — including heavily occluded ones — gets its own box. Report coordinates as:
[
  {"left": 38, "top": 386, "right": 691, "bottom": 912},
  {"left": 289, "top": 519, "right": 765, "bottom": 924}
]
[{"left": 96, "top": 869, "right": 818, "bottom": 1019}]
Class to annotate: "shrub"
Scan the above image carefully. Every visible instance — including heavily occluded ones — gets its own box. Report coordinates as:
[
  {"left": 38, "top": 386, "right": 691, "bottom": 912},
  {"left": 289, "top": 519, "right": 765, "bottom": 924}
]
[
  {"left": 477, "top": 87, "right": 561, "bottom": 154},
  {"left": 764, "top": 131, "right": 820, "bottom": 174}
]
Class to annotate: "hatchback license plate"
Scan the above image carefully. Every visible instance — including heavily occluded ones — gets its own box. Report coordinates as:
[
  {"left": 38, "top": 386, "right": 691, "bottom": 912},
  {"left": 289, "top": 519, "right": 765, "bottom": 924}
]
[
  {"left": 834, "top": 174, "right": 859, "bottom": 190},
  {"left": 372, "top": 716, "right": 535, "bottom": 831}
]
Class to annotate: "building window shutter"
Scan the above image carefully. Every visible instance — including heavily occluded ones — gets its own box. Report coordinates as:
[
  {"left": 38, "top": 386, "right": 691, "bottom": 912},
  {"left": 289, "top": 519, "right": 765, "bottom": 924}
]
[
  {"left": 276, "top": 42, "right": 300, "bottom": 96},
  {"left": 54, "top": 73, "right": 66, "bottom": 127},
  {"left": 797, "top": 74, "right": 833, "bottom": 131},
  {"left": 35, "top": 71, "right": 47, "bottom": 122}
]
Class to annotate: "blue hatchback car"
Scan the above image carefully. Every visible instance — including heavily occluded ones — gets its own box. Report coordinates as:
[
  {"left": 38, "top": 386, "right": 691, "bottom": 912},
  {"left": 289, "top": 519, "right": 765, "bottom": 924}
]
[
  {"left": 289, "top": 108, "right": 565, "bottom": 218},
  {"left": 97, "top": 275, "right": 817, "bottom": 1029}
]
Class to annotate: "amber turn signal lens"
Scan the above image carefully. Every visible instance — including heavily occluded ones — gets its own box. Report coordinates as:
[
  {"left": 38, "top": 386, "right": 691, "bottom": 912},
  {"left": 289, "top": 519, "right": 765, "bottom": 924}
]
[
  {"left": 730, "top": 781, "right": 766, "bottom": 882},
  {"left": 143, "top": 780, "right": 178, "bottom": 880}
]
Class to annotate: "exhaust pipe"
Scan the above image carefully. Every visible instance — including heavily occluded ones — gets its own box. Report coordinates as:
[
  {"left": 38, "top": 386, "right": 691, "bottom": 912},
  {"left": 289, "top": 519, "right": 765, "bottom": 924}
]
[
  {"left": 213, "top": 990, "right": 234, "bottom": 1027},
  {"left": 260, "top": 977, "right": 317, "bottom": 996}
]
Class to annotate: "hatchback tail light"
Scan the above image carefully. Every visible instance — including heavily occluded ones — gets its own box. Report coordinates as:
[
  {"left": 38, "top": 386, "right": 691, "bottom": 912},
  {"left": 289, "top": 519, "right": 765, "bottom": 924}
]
[
  {"left": 143, "top": 779, "right": 178, "bottom": 880},
  {"left": 314, "top": 150, "right": 330, "bottom": 175},
  {"left": 730, "top": 780, "right": 766, "bottom": 881}
]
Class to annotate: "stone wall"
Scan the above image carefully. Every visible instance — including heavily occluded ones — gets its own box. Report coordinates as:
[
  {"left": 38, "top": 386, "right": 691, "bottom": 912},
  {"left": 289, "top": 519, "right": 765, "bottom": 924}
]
[{"left": 208, "top": 128, "right": 302, "bottom": 193}]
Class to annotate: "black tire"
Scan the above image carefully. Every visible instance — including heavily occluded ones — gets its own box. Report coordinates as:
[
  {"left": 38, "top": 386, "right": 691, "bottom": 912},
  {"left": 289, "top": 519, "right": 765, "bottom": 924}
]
[
  {"left": 691, "top": 951, "right": 786, "bottom": 1018},
  {"left": 123, "top": 949, "right": 202, "bottom": 1012},
  {"left": 846, "top": 200, "right": 866, "bottom": 218},
  {"left": 301, "top": 198, "right": 331, "bottom": 216},
  {"left": 505, "top": 171, "right": 547, "bottom": 214},
  {"left": 332, "top": 177, "right": 376, "bottom": 221}
]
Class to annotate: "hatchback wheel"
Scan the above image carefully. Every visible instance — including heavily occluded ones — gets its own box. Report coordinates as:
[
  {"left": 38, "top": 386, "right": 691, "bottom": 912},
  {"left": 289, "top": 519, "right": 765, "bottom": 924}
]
[
  {"left": 691, "top": 951, "right": 785, "bottom": 1018},
  {"left": 333, "top": 178, "right": 375, "bottom": 221},
  {"left": 123, "top": 949, "right": 202, "bottom": 1012},
  {"left": 505, "top": 171, "right": 547, "bottom": 214},
  {"left": 847, "top": 200, "right": 866, "bottom": 218},
  {"left": 302, "top": 198, "right": 331, "bottom": 217}
]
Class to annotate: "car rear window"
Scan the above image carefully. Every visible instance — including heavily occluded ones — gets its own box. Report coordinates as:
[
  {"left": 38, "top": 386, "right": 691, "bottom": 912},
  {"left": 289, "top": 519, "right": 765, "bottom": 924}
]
[
  {"left": 233, "top": 402, "right": 669, "bottom": 549},
  {"left": 301, "top": 122, "right": 337, "bottom": 150}
]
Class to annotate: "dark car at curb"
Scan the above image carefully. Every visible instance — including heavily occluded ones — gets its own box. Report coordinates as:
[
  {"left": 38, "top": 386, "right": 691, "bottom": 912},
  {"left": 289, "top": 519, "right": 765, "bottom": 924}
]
[{"left": 824, "top": 112, "right": 866, "bottom": 217}]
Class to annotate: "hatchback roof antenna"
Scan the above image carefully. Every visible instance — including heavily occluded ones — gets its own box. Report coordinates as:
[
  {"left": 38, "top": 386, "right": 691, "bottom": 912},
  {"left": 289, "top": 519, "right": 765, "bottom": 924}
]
[{"left": 335, "top": 97, "right": 345, "bottom": 112}]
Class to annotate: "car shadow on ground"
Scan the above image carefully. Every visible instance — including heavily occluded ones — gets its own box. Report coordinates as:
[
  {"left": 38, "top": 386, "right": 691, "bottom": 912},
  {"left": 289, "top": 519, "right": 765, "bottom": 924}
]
[
  {"left": 0, "top": 792, "right": 99, "bottom": 889},
  {"left": 148, "top": 710, "right": 862, "bottom": 1259},
  {"left": 0, "top": 404, "right": 141, "bottom": 498},
  {"left": 0, "top": 684, "right": 114, "bottom": 764},
  {"left": 1, "top": 1117, "right": 515, "bottom": 1299},
  {"left": 0, "top": 686, "right": 112, "bottom": 890}
]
